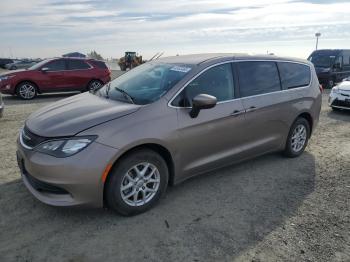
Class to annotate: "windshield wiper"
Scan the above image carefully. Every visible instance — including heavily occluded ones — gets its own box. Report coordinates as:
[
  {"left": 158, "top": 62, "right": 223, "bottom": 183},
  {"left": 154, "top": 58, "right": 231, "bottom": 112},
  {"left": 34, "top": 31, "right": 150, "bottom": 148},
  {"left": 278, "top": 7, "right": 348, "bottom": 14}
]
[
  {"left": 114, "top": 87, "right": 135, "bottom": 104},
  {"left": 105, "top": 83, "right": 111, "bottom": 98}
]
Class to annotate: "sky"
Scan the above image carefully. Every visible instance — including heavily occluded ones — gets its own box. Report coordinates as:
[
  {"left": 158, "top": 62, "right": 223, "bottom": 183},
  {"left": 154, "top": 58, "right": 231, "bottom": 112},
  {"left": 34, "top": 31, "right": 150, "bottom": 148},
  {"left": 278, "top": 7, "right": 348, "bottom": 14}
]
[{"left": 0, "top": 0, "right": 349, "bottom": 60}]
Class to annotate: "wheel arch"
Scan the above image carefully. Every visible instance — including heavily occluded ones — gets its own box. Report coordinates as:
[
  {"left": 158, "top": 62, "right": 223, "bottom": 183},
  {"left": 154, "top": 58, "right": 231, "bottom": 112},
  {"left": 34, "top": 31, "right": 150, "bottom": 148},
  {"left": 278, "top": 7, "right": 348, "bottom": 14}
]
[
  {"left": 296, "top": 112, "right": 313, "bottom": 136},
  {"left": 102, "top": 143, "right": 175, "bottom": 206}
]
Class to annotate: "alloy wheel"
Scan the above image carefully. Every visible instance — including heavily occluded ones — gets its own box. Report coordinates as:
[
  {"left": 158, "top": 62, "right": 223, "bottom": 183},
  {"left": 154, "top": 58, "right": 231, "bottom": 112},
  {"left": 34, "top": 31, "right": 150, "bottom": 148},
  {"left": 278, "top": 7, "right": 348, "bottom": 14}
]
[
  {"left": 120, "top": 162, "right": 160, "bottom": 207},
  {"left": 19, "top": 84, "right": 36, "bottom": 99},
  {"left": 291, "top": 124, "right": 307, "bottom": 153},
  {"left": 89, "top": 81, "right": 102, "bottom": 92}
]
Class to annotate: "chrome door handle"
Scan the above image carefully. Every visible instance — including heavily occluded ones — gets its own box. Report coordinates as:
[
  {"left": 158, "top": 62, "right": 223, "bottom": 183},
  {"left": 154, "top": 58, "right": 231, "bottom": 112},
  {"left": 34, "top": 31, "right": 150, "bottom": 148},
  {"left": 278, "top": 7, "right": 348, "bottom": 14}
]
[
  {"left": 231, "top": 110, "right": 244, "bottom": 116},
  {"left": 245, "top": 106, "right": 257, "bottom": 113}
]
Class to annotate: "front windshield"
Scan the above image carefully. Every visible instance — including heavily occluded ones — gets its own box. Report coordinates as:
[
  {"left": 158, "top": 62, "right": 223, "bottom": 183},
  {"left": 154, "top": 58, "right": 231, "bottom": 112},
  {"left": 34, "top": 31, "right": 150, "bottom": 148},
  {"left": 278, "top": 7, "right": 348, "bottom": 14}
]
[
  {"left": 308, "top": 52, "right": 337, "bottom": 68},
  {"left": 96, "top": 62, "right": 193, "bottom": 105},
  {"left": 28, "top": 59, "right": 51, "bottom": 70}
]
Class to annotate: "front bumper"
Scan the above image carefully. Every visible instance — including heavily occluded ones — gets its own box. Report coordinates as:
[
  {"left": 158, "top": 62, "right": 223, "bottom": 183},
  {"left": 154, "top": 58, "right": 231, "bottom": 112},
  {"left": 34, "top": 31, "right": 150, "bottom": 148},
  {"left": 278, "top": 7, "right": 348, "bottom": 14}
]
[
  {"left": 329, "top": 90, "right": 350, "bottom": 110},
  {"left": 17, "top": 138, "right": 118, "bottom": 207}
]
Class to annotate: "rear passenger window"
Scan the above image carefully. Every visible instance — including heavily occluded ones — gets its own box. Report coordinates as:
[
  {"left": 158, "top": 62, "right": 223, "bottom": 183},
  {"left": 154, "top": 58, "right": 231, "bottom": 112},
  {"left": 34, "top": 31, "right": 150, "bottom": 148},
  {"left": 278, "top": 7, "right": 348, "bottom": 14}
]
[
  {"left": 92, "top": 61, "right": 108, "bottom": 69},
  {"left": 278, "top": 62, "right": 311, "bottom": 89},
  {"left": 67, "top": 60, "right": 91, "bottom": 70},
  {"left": 237, "top": 62, "right": 281, "bottom": 97}
]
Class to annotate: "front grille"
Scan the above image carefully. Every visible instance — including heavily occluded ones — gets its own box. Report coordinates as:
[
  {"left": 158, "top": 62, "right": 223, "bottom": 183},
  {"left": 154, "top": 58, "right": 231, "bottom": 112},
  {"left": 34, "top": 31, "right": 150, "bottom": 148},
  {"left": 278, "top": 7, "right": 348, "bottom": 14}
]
[
  {"left": 332, "top": 99, "right": 350, "bottom": 108},
  {"left": 24, "top": 171, "right": 69, "bottom": 195},
  {"left": 21, "top": 126, "right": 47, "bottom": 149}
]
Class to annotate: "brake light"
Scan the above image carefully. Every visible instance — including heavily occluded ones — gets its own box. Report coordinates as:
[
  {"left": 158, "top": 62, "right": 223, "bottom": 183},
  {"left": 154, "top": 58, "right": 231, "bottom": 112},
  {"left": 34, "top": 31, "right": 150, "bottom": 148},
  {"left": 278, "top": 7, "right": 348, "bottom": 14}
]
[{"left": 319, "top": 84, "right": 323, "bottom": 93}]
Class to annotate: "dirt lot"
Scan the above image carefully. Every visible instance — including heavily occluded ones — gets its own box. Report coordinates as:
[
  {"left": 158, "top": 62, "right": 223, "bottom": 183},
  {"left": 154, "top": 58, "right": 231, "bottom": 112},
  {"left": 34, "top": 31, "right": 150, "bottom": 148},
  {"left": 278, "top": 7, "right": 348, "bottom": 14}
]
[{"left": 0, "top": 84, "right": 349, "bottom": 261}]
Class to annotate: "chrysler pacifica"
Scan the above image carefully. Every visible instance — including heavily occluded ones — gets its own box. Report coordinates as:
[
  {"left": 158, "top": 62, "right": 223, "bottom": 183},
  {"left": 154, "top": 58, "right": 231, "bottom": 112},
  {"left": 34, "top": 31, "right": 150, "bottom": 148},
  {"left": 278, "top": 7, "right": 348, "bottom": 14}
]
[{"left": 17, "top": 54, "right": 322, "bottom": 215}]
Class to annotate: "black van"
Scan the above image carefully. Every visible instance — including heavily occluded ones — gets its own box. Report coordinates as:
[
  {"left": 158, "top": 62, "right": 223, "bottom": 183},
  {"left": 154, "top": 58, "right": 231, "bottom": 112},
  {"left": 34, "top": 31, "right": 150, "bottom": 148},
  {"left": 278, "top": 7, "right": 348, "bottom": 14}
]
[{"left": 308, "top": 49, "right": 350, "bottom": 88}]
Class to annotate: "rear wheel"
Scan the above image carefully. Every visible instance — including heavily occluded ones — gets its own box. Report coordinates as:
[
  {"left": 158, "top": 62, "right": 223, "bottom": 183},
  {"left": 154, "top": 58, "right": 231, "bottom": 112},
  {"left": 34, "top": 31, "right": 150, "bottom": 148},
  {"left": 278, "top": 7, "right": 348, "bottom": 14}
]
[
  {"left": 105, "top": 149, "right": 169, "bottom": 216},
  {"left": 16, "top": 82, "right": 37, "bottom": 100},
  {"left": 284, "top": 118, "right": 310, "bottom": 158},
  {"left": 327, "top": 78, "right": 335, "bottom": 89},
  {"left": 87, "top": 80, "right": 103, "bottom": 92}
]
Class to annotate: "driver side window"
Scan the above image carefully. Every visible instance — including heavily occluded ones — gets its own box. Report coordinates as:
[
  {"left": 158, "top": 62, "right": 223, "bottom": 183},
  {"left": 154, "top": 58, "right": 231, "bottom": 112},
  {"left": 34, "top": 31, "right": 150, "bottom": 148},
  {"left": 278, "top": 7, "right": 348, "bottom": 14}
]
[{"left": 172, "top": 63, "right": 234, "bottom": 107}]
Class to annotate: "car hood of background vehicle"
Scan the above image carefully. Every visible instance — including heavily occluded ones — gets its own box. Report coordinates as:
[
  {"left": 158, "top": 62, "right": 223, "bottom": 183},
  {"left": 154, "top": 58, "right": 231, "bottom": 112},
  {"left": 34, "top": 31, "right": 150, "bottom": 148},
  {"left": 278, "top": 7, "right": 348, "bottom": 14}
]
[
  {"left": 26, "top": 92, "right": 141, "bottom": 137},
  {"left": 0, "top": 69, "right": 26, "bottom": 76},
  {"left": 338, "top": 81, "right": 350, "bottom": 91}
]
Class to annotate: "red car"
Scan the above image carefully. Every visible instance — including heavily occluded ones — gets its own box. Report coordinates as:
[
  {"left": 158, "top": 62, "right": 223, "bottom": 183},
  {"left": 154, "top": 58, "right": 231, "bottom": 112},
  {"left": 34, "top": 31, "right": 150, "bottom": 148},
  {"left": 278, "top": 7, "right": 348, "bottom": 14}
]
[{"left": 0, "top": 58, "right": 111, "bottom": 99}]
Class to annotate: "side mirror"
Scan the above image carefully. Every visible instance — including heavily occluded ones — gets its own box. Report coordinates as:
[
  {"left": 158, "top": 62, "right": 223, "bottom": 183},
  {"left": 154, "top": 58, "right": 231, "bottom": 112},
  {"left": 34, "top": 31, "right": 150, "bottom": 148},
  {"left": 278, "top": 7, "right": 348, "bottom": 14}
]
[
  {"left": 41, "top": 67, "right": 49, "bottom": 73},
  {"left": 189, "top": 94, "right": 217, "bottom": 118}
]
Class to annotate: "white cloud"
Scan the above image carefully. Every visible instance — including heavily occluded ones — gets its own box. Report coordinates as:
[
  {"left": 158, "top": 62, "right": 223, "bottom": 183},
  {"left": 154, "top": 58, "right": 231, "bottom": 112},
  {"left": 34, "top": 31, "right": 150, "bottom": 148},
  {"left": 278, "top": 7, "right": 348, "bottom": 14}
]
[{"left": 0, "top": 0, "right": 349, "bottom": 59}]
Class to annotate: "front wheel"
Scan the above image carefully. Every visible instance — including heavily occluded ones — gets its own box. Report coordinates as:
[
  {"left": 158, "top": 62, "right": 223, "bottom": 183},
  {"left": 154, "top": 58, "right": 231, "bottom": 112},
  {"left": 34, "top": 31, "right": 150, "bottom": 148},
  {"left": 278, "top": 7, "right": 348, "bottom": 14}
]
[
  {"left": 283, "top": 118, "right": 310, "bottom": 158},
  {"left": 16, "top": 82, "right": 37, "bottom": 100},
  {"left": 105, "top": 149, "right": 169, "bottom": 216}
]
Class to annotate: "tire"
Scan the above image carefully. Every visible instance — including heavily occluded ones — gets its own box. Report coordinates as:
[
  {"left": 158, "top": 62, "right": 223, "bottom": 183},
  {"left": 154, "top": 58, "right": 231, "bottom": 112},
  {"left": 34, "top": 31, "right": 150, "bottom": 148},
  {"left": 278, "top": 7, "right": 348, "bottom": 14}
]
[
  {"left": 283, "top": 117, "right": 310, "bottom": 158},
  {"left": 105, "top": 149, "right": 169, "bottom": 216},
  {"left": 16, "top": 82, "right": 37, "bottom": 100},
  {"left": 87, "top": 80, "right": 103, "bottom": 92},
  {"left": 327, "top": 78, "right": 335, "bottom": 89}
]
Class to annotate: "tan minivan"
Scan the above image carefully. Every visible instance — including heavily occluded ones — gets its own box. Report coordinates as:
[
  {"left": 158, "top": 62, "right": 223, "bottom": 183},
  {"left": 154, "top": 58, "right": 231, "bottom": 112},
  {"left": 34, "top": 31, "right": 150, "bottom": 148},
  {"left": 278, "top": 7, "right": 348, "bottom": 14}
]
[{"left": 17, "top": 54, "right": 322, "bottom": 215}]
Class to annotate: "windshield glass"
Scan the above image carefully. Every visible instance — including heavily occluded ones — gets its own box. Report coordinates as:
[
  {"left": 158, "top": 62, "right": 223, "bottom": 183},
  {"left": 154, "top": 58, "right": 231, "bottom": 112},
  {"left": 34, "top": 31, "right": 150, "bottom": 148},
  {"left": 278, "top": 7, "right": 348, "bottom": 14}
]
[
  {"left": 28, "top": 59, "right": 51, "bottom": 70},
  {"left": 96, "top": 62, "right": 193, "bottom": 105},
  {"left": 308, "top": 51, "right": 338, "bottom": 68}
]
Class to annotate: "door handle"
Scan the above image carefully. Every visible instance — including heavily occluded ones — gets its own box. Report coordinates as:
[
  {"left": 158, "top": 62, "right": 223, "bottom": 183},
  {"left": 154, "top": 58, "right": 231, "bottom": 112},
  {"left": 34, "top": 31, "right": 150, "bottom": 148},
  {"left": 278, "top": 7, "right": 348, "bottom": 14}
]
[
  {"left": 245, "top": 106, "right": 257, "bottom": 113},
  {"left": 231, "top": 110, "right": 244, "bottom": 117}
]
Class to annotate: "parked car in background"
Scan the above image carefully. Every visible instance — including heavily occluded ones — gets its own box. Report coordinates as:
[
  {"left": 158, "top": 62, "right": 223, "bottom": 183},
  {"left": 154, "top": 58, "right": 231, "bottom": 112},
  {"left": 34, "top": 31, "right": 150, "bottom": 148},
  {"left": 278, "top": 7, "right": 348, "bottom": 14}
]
[
  {"left": 0, "top": 58, "right": 111, "bottom": 99},
  {"left": 0, "top": 92, "right": 4, "bottom": 118},
  {"left": 329, "top": 78, "right": 350, "bottom": 111},
  {"left": 308, "top": 49, "right": 350, "bottom": 88},
  {"left": 0, "top": 58, "right": 14, "bottom": 69},
  {"left": 5, "top": 60, "right": 36, "bottom": 70},
  {"left": 17, "top": 54, "right": 322, "bottom": 215}
]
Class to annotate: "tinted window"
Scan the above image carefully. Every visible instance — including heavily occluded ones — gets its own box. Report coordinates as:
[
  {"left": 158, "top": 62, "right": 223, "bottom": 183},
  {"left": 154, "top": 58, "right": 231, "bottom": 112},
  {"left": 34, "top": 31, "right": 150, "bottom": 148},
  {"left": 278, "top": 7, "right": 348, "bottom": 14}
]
[
  {"left": 278, "top": 62, "right": 310, "bottom": 89},
  {"left": 92, "top": 61, "right": 108, "bottom": 69},
  {"left": 67, "top": 60, "right": 91, "bottom": 70},
  {"left": 173, "top": 63, "right": 234, "bottom": 107},
  {"left": 45, "top": 60, "right": 66, "bottom": 71},
  {"left": 238, "top": 62, "right": 281, "bottom": 97},
  {"left": 343, "top": 54, "right": 350, "bottom": 66}
]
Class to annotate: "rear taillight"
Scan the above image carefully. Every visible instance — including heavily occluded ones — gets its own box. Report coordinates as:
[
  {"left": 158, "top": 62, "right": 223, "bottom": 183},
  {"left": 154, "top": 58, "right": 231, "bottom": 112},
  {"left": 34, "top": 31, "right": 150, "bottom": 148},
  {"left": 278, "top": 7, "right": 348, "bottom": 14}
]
[{"left": 319, "top": 84, "right": 323, "bottom": 93}]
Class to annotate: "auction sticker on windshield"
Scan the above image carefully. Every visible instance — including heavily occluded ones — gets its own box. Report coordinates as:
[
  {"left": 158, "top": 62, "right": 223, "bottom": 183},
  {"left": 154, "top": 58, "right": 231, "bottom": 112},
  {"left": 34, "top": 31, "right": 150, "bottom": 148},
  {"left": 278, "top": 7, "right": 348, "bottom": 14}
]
[{"left": 170, "top": 66, "right": 191, "bottom": 73}]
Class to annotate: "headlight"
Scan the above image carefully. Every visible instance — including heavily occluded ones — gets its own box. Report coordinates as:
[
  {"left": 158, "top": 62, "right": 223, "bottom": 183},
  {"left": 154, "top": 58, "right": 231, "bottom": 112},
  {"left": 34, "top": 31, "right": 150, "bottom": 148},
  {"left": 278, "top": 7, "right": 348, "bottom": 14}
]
[
  {"left": 331, "top": 87, "right": 339, "bottom": 94},
  {"left": 0, "top": 75, "right": 15, "bottom": 82},
  {"left": 35, "top": 136, "right": 97, "bottom": 157}
]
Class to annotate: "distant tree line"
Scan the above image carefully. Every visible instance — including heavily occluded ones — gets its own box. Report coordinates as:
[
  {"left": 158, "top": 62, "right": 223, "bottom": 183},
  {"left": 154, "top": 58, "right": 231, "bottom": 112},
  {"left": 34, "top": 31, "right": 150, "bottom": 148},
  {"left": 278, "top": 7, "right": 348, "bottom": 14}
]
[{"left": 87, "top": 50, "right": 103, "bottom": 60}]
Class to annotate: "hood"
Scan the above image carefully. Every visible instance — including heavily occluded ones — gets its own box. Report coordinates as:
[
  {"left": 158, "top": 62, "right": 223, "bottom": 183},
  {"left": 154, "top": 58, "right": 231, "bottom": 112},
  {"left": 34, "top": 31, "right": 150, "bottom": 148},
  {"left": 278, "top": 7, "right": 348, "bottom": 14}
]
[
  {"left": 26, "top": 92, "right": 141, "bottom": 137},
  {"left": 0, "top": 69, "right": 26, "bottom": 76},
  {"left": 337, "top": 81, "right": 350, "bottom": 91}
]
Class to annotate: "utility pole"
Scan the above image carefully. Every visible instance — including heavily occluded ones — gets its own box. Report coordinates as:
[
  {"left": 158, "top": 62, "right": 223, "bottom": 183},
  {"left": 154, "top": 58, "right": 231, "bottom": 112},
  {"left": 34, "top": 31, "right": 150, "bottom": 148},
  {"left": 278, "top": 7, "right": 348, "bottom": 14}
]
[{"left": 315, "top": 32, "right": 321, "bottom": 50}]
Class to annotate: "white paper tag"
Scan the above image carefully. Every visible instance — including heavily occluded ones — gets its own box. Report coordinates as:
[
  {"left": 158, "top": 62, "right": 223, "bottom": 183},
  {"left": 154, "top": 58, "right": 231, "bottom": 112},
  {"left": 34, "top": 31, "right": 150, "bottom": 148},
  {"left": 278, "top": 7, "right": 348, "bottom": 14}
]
[{"left": 170, "top": 66, "right": 191, "bottom": 73}]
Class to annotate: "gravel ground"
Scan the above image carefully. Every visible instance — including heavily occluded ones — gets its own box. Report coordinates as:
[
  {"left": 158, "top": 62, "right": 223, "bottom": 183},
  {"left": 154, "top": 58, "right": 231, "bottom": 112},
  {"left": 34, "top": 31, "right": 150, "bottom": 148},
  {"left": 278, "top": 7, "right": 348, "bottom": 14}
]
[{"left": 0, "top": 83, "right": 349, "bottom": 261}]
